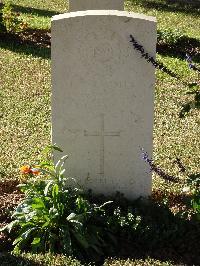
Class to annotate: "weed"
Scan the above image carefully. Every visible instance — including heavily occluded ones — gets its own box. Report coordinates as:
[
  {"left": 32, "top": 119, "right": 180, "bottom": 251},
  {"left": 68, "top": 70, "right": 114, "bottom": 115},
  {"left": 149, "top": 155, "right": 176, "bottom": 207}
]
[
  {"left": 1, "top": 3, "right": 28, "bottom": 33},
  {"left": 157, "top": 28, "right": 185, "bottom": 46}
]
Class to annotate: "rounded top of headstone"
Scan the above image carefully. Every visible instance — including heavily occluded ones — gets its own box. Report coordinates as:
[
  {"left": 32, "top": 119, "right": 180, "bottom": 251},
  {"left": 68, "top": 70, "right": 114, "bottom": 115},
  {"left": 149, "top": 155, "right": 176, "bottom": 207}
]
[{"left": 69, "top": 0, "right": 124, "bottom": 12}]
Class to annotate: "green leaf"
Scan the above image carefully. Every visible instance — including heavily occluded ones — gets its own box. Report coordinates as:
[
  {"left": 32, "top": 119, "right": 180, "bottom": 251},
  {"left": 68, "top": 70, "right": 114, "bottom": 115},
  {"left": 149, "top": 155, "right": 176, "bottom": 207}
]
[
  {"left": 41, "top": 146, "right": 52, "bottom": 155},
  {"left": 52, "top": 145, "right": 63, "bottom": 152},
  {"left": 67, "top": 213, "right": 77, "bottom": 221},
  {"left": 40, "top": 168, "right": 55, "bottom": 177},
  {"left": 40, "top": 161, "right": 52, "bottom": 166},
  {"left": 13, "top": 245, "right": 20, "bottom": 253},
  {"left": 31, "top": 198, "right": 45, "bottom": 209},
  {"left": 52, "top": 184, "right": 59, "bottom": 199},
  {"left": 60, "top": 155, "right": 68, "bottom": 161},
  {"left": 31, "top": 237, "right": 41, "bottom": 245},
  {"left": 21, "top": 222, "right": 35, "bottom": 230},
  {"left": 99, "top": 201, "right": 113, "bottom": 210},
  {"left": 19, "top": 227, "right": 37, "bottom": 243},
  {"left": 67, "top": 213, "right": 83, "bottom": 225},
  {"left": 42, "top": 144, "right": 63, "bottom": 156},
  {"left": 55, "top": 155, "right": 68, "bottom": 174},
  {"left": 20, "top": 210, "right": 37, "bottom": 222},
  {"left": 58, "top": 203, "right": 64, "bottom": 215},
  {"left": 43, "top": 214, "right": 50, "bottom": 222},
  {"left": 42, "top": 220, "right": 50, "bottom": 228},
  {"left": 40, "top": 162, "right": 55, "bottom": 171},
  {"left": 59, "top": 168, "right": 66, "bottom": 176},
  {"left": 13, "top": 236, "right": 23, "bottom": 246},
  {"left": 55, "top": 159, "right": 61, "bottom": 170},
  {"left": 44, "top": 180, "right": 54, "bottom": 196},
  {"left": 49, "top": 207, "right": 59, "bottom": 217}
]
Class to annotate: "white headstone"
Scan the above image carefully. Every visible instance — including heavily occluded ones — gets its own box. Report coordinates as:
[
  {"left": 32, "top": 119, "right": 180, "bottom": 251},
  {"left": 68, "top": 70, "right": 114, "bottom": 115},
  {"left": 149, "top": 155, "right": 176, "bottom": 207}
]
[
  {"left": 51, "top": 0, "right": 156, "bottom": 199},
  {"left": 69, "top": 0, "right": 124, "bottom": 12}
]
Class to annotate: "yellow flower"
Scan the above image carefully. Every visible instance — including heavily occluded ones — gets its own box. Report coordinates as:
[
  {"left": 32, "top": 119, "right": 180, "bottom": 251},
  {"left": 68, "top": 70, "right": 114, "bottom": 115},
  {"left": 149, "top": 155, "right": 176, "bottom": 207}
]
[{"left": 20, "top": 165, "right": 32, "bottom": 174}]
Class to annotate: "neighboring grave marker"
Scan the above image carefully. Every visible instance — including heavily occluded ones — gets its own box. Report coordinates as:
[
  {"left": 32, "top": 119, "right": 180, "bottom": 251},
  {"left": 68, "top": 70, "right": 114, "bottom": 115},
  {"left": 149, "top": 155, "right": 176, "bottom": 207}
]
[
  {"left": 51, "top": 0, "right": 157, "bottom": 199},
  {"left": 69, "top": 0, "right": 124, "bottom": 11}
]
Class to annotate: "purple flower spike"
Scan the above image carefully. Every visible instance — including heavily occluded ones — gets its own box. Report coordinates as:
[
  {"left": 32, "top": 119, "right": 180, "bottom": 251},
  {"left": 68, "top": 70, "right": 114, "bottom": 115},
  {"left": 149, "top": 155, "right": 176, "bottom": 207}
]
[
  {"left": 185, "top": 53, "right": 200, "bottom": 72},
  {"left": 186, "top": 53, "right": 192, "bottom": 63},
  {"left": 141, "top": 149, "right": 179, "bottom": 183}
]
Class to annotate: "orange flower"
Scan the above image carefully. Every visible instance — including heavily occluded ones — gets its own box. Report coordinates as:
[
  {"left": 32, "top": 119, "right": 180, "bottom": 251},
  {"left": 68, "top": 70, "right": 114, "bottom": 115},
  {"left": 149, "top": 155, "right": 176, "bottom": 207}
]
[
  {"left": 20, "top": 165, "right": 32, "bottom": 174},
  {"left": 30, "top": 168, "right": 40, "bottom": 175}
]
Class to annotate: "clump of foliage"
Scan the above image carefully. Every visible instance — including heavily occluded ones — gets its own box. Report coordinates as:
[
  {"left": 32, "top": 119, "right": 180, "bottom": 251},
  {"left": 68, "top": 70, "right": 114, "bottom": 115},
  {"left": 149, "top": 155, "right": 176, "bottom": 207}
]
[
  {"left": 1, "top": 146, "right": 112, "bottom": 261},
  {"left": 1, "top": 146, "right": 200, "bottom": 264},
  {"left": 184, "top": 173, "right": 200, "bottom": 220},
  {"left": 1, "top": 146, "right": 141, "bottom": 263},
  {"left": 157, "top": 28, "right": 185, "bottom": 46},
  {"left": 0, "top": 2, "right": 27, "bottom": 33}
]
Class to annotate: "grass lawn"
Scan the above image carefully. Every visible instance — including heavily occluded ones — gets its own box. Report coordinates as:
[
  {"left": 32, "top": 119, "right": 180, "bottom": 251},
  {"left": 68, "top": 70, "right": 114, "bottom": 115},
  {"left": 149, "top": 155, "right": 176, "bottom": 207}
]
[{"left": 0, "top": 0, "right": 200, "bottom": 265}]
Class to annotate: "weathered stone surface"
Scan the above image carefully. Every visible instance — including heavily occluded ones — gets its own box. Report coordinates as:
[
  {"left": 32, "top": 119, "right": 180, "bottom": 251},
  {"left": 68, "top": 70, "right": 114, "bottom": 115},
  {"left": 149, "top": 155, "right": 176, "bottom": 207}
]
[
  {"left": 69, "top": 0, "right": 124, "bottom": 11},
  {"left": 51, "top": 9, "right": 156, "bottom": 199}
]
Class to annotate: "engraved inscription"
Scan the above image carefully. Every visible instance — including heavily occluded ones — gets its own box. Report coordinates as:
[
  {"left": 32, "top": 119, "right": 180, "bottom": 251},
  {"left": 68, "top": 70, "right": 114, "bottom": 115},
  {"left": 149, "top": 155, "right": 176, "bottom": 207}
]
[{"left": 94, "top": 42, "right": 114, "bottom": 63}]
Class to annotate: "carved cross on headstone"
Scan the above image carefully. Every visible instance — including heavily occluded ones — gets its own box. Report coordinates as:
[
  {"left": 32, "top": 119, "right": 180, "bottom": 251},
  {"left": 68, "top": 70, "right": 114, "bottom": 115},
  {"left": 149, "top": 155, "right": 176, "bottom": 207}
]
[
  {"left": 84, "top": 114, "right": 120, "bottom": 179},
  {"left": 69, "top": 0, "right": 124, "bottom": 12}
]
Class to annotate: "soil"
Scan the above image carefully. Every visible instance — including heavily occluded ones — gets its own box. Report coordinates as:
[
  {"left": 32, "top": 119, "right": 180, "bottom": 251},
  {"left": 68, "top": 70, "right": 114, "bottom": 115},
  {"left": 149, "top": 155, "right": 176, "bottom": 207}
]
[
  {"left": 0, "top": 29, "right": 51, "bottom": 48},
  {"left": 0, "top": 179, "right": 23, "bottom": 251}
]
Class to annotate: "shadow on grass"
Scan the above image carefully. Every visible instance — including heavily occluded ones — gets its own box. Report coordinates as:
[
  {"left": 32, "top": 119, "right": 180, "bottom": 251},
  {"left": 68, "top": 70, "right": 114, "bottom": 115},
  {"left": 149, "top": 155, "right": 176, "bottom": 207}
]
[
  {"left": 157, "top": 34, "right": 200, "bottom": 62},
  {"left": 0, "top": 3, "right": 60, "bottom": 18},
  {"left": 89, "top": 192, "right": 200, "bottom": 266},
  {"left": 0, "top": 31, "right": 50, "bottom": 59},
  {"left": 117, "top": 201, "right": 200, "bottom": 265},
  {"left": 1, "top": 27, "right": 199, "bottom": 62},
  {"left": 179, "top": 90, "right": 200, "bottom": 117},
  {"left": 129, "top": 0, "right": 200, "bottom": 16},
  {"left": 0, "top": 253, "right": 38, "bottom": 266}
]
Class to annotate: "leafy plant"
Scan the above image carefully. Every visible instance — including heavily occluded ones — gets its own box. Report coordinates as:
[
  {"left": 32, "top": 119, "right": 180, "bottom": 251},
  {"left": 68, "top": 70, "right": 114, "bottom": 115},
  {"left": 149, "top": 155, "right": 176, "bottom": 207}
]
[
  {"left": 107, "top": 206, "right": 141, "bottom": 239},
  {"left": 1, "top": 145, "right": 114, "bottom": 262},
  {"left": 157, "top": 28, "right": 185, "bottom": 45},
  {"left": 1, "top": 2, "right": 27, "bottom": 33},
  {"left": 184, "top": 173, "right": 200, "bottom": 220}
]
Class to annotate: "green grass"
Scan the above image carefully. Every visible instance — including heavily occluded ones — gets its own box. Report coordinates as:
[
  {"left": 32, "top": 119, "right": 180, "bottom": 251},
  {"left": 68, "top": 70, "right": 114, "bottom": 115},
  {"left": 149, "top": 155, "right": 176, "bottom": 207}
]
[
  {"left": 153, "top": 56, "right": 200, "bottom": 194},
  {"left": 0, "top": 253, "right": 175, "bottom": 266},
  {"left": 0, "top": 49, "right": 51, "bottom": 178},
  {"left": 0, "top": 253, "right": 84, "bottom": 266},
  {"left": 104, "top": 258, "right": 174, "bottom": 266},
  {"left": 126, "top": 0, "right": 200, "bottom": 38},
  {"left": 0, "top": 0, "right": 200, "bottom": 265},
  {"left": 0, "top": 0, "right": 199, "bottom": 187},
  {"left": 3, "top": 0, "right": 68, "bottom": 29}
]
